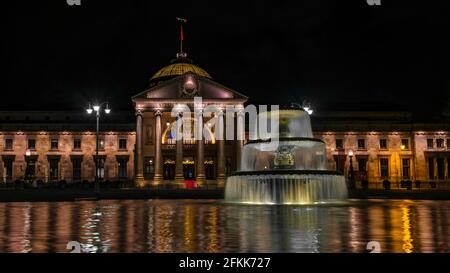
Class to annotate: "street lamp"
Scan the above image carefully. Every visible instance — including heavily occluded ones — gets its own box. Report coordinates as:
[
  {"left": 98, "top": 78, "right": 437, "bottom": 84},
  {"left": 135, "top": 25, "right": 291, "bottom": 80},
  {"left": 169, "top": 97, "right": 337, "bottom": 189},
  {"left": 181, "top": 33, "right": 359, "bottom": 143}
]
[
  {"left": 303, "top": 106, "right": 313, "bottom": 115},
  {"left": 86, "top": 102, "right": 111, "bottom": 191},
  {"left": 348, "top": 149, "right": 356, "bottom": 190},
  {"left": 25, "top": 149, "right": 31, "bottom": 181}
]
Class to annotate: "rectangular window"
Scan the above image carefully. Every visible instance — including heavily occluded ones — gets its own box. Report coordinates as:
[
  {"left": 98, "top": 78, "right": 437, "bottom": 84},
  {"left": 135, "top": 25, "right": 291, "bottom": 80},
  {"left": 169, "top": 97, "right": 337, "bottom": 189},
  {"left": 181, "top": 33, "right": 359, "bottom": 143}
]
[
  {"left": 28, "top": 139, "right": 36, "bottom": 150},
  {"left": 357, "top": 158, "right": 367, "bottom": 172},
  {"left": 4, "top": 159, "right": 13, "bottom": 180},
  {"left": 447, "top": 139, "right": 450, "bottom": 149},
  {"left": 401, "top": 138, "right": 409, "bottom": 150},
  {"left": 119, "top": 139, "right": 127, "bottom": 150},
  {"left": 51, "top": 139, "right": 59, "bottom": 150},
  {"left": 427, "top": 139, "right": 434, "bottom": 149},
  {"left": 95, "top": 158, "right": 105, "bottom": 180},
  {"left": 73, "top": 138, "right": 81, "bottom": 150},
  {"left": 334, "top": 155, "right": 346, "bottom": 174},
  {"left": 428, "top": 158, "right": 434, "bottom": 179},
  {"left": 25, "top": 158, "right": 36, "bottom": 179},
  {"left": 436, "top": 158, "right": 444, "bottom": 180},
  {"left": 118, "top": 158, "right": 128, "bottom": 179},
  {"left": 72, "top": 158, "right": 82, "bottom": 181},
  {"left": 335, "top": 139, "right": 343, "bottom": 149},
  {"left": 379, "top": 139, "right": 387, "bottom": 149},
  {"left": 402, "top": 158, "right": 410, "bottom": 179},
  {"left": 144, "top": 157, "right": 154, "bottom": 179},
  {"left": 5, "top": 138, "right": 13, "bottom": 150},
  {"left": 436, "top": 139, "right": 444, "bottom": 148},
  {"left": 49, "top": 159, "right": 59, "bottom": 180},
  {"left": 357, "top": 139, "right": 366, "bottom": 150},
  {"left": 99, "top": 137, "right": 105, "bottom": 150},
  {"left": 448, "top": 157, "right": 450, "bottom": 179},
  {"left": 226, "top": 157, "right": 232, "bottom": 175},
  {"left": 380, "top": 158, "right": 389, "bottom": 178}
]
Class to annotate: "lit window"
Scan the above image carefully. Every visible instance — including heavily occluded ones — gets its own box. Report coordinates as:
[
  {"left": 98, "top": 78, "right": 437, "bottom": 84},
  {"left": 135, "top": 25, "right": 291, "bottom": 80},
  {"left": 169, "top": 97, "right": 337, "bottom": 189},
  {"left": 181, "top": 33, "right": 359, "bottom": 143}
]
[
  {"left": 436, "top": 139, "right": 444, "bottom": 148},
  {"left": 427, "top": 139, "right": 434, "bottom": 149},
  {"left": 51, "top": 139, "right": 59, "bottom": 150},
  {"left": 379, "top": 139, "right": 387, "bottom": 149},
  {"left": 447, "top": 139, "right": 450, "bottom": 149}
]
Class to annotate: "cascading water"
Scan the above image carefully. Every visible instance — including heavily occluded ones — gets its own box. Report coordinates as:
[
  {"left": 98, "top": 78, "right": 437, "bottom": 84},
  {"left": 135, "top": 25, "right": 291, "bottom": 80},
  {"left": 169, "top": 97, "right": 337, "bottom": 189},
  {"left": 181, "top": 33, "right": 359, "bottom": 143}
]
[{"left": 225, "top": 106, "right": 348, "bottom": 204}]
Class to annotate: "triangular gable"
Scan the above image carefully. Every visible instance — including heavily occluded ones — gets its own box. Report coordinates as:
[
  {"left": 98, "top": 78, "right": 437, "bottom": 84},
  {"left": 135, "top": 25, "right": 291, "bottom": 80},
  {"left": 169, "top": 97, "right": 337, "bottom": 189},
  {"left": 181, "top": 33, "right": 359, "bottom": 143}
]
[{"left": 132, "top": 73, "right": 248, "bottom": 101}]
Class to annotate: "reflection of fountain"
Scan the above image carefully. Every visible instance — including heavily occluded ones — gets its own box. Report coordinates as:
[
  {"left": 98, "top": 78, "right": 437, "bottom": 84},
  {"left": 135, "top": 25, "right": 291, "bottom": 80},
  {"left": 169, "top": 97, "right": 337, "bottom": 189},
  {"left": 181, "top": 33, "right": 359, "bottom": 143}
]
[{"left": 225, "top": 106, "right": 348, "bottom": 204}]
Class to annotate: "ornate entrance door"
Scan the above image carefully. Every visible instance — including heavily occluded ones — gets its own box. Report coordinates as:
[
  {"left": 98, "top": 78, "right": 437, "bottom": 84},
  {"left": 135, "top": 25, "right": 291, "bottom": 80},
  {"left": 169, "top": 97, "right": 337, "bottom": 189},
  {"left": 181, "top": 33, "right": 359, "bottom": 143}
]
[
  {"left": 205, "top": 157, "right": 215, "bottom": 179},
  {"left": 183, "top": 156, "right": 195, "bottom": 179},
  {"left": 163, "top": 158, "right": 175, "bottom": 180}
]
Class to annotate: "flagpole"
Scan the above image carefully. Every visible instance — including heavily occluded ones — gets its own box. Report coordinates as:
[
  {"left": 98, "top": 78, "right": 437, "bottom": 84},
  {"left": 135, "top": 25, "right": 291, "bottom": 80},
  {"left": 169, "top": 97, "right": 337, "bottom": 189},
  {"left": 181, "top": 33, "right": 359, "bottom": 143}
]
[
  {"left": 176, "top": 17, "right": 187, "bottom": 57},
  {"left": 180, "top": 25, "right": 183, "bottom": 54}
]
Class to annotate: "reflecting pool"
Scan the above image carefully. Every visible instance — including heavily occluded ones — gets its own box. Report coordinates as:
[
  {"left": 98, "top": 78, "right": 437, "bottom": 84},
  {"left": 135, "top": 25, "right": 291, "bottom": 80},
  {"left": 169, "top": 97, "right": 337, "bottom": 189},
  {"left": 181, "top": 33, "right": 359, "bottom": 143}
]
[{"left": 0, "top": 199, "right": 448, "bottom": 253}]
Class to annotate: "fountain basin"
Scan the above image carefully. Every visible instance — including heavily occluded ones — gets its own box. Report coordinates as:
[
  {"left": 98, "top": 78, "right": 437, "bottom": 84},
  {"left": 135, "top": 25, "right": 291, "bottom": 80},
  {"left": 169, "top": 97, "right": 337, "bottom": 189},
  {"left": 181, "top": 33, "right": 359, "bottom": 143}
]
[{"left": 225, "top": 170, "right": 348, "bottom": 205}]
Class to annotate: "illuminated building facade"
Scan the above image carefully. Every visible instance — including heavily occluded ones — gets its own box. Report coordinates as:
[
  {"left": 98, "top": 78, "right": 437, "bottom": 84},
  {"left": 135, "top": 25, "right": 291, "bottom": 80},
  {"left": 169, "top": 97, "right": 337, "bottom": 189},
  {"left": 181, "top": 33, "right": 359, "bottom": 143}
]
[
  {"left": 0, "top": 111, "right": 136, "bottom": 184},
  {"left": 313, "top": 111, "right": 450, "bottom": 188},
  {"left": 132, "top": 53, "right": 248, "bottom": 187},
  {"left": 0, "top": 56, "right": 449, "bottom": 189}
]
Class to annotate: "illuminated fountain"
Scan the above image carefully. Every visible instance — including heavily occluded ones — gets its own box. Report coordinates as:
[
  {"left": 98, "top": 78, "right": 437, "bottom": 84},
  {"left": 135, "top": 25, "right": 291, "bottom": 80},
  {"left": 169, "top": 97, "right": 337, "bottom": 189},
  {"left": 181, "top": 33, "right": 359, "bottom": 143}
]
[{"left": 225, "top": 105, "right": 348, "bottom": 204}]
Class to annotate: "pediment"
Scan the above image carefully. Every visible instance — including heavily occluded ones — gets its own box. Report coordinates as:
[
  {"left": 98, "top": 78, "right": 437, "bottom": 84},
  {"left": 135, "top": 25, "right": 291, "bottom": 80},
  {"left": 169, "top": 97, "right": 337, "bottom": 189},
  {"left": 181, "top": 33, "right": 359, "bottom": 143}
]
[{"left": 132, "top": 73, "right": 247, "bottom": 101}]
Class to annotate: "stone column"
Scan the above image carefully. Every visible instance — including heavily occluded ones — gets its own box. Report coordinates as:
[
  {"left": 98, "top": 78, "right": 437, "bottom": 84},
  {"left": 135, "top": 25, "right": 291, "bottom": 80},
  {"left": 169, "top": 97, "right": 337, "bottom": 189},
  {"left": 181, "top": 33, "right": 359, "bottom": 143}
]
[
  {"left": 175, "top": 112, "right": 184, "bottom": 185},
  {"left": 153, "top": 110, "right": 163, "bottom": 185},
  {"left": 236, "top": 109, "right": 245, "bottom": 171},
  {"left": 196, "top": 109, "right": 206, "bottom": 186},
  {"left": 134, "top": 110, "right": 145, "bottom": 187},
  {"left": 216, "top": 110, "right": 226, "bottom": 187}
]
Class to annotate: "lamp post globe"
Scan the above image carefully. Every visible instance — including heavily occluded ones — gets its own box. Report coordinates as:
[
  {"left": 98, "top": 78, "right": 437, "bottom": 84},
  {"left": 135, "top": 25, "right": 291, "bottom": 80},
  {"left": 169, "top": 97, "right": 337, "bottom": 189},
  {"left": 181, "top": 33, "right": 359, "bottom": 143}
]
[
  {"left": 86, "top": 101, "right": 110, "bottom": 192},
  {"left": 348, "top": 149, "right": 356, "bottom": 190}
]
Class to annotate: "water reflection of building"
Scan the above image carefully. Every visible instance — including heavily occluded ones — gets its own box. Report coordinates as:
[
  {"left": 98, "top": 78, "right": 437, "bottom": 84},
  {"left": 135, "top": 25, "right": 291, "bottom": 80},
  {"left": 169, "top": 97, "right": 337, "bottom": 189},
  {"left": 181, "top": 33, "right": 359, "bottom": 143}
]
[{"left": 0, "top": 201, "right": 449, "bottom": 252}]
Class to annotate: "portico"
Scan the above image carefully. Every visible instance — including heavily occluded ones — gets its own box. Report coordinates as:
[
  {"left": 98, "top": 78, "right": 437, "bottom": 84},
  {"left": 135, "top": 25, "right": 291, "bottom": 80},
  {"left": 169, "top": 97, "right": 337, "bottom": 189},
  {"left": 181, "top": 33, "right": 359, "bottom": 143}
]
[{"left": 132, "top": 54, "right": 248, "bottom": 188}]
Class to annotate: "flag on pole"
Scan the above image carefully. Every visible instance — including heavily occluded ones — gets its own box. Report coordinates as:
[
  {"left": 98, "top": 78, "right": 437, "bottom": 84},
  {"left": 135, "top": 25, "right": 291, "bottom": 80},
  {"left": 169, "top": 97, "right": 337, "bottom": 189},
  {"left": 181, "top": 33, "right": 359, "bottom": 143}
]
[
  {"left": 176, "top": 17, "right": 187, "bottom": 55},
  {"left": 180, "top": 25, "right": 184, "bottom": 41}
]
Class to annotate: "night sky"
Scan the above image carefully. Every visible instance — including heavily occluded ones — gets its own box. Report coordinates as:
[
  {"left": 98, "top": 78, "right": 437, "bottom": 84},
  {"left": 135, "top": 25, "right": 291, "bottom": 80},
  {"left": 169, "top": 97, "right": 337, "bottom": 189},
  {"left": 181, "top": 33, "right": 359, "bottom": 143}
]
[{"left": 2, "top": 0, "right": 450, "bottom": 116}]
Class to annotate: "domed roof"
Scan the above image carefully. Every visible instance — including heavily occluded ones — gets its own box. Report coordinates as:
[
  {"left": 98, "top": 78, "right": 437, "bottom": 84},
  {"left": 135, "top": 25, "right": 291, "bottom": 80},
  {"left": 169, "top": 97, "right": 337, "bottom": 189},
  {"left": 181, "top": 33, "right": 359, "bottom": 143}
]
[{"left": 149, "top": 56, "right": 212, "bottom": 86}]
